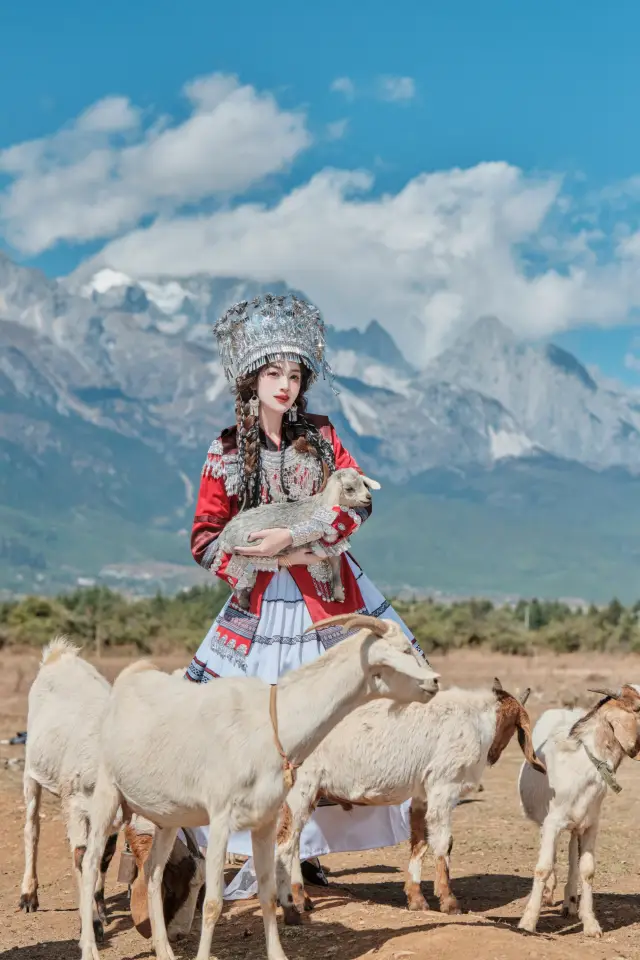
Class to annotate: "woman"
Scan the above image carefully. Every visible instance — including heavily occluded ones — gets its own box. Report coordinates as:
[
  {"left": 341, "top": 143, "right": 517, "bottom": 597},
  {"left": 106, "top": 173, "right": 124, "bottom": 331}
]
[{"left": 186, "top": 293, "right": 426, "bottom": 898}]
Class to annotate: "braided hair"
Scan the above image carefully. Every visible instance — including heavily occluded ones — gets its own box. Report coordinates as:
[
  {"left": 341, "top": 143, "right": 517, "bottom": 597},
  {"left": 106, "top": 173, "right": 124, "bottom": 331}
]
[{"left": 234, "top": 362, "right": 335, "bottom": 511}]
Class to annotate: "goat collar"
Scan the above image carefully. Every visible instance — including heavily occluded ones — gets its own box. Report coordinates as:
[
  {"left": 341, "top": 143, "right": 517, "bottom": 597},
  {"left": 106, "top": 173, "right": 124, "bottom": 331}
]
[
  {"left": 269, "top": 684, "right": 299, "bottom": 790},
  {"left": 579, "top": 740, "right": 622, "bottom": 794}
]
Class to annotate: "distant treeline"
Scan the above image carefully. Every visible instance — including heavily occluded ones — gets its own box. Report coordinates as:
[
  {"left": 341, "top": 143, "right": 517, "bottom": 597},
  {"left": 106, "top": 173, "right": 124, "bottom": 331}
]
[{"left": 1, "top": 586, "right": 639, "bottom": 656}]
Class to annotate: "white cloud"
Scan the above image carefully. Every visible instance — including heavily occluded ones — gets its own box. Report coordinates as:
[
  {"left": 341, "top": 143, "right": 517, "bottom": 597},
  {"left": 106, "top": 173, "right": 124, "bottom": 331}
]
[
  {"left": 76, "top": 96, "right": 140, "bottom": 133},
  {"left": 377, "top": 76, "right": 416, "bottom": 102},
  {"left": 330, "top": 77, "right": 356, "bottom": 100},
  {"left": 5, "top": 73, "right": 640, "bottom": 364},
  {"left": 88, "top": 158, "right": 640, "bottom": 363},
  {"left": 0, "top": 73, "right": 310, "bottom": 255},
  {"left": 326, "top": 119, "right": 349, "bottom": 141},
  {"left": 88, "top": 159, "right": 640, "bottom": 362},
  {"left": 625, "top": 352, "right": 640, "bottom": 372}
]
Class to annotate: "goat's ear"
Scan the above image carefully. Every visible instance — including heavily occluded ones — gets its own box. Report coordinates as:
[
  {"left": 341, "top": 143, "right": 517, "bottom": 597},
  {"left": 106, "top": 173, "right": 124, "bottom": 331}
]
[
  {"left": 608, "top": 711, "right": 640, "bottom": 759},
  {"left": 492, "top": 677, "right": 503, "bottom": 694},
  {"left": 369, "top": 644, "right": 439, "bottom": 681},
  {"left": 519, "top": 688, "right": 531, "bottom": 707},
  {"left": 361, "top": 475, "right": 381, "bottom": 491},
  {"left": 516, "top": 711, "right": 546, "bottom": 774}
]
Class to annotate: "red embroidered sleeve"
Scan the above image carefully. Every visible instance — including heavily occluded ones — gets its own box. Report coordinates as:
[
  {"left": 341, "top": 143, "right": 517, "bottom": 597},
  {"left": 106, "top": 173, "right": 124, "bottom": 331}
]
[{"left": 191, "top": 441, "right": 237, "bottom": 586}]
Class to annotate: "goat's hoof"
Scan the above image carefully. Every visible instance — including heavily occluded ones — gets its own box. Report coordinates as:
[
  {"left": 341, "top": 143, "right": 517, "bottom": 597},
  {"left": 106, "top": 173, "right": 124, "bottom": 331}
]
[
  {"left": 542, "top": 892, "right": 555, "bottom": 907},
  {"left": 293, "top": 895, "right": 314, "bottom": 913},
  {"left": 406, "top": 894, "right": 429, "bottom": 912},
  {"left": 518, "top": 916, "right": 537, "bottom": 934},
  {"left": 94, "top": 893, "right": 107, "bottom": 924},
  {"left": 440, "top": 896, "right": 461, "bottom": 915},
  {"left": 561, "top": 899, "right": 578, "bottom": 918},
  {"left": 583, "top": 921, "right": 602, "bottom": 939},
  {"left": 93, "top": 919, "right": 105, "bottom": 942},
  {"left": 407, "top": 900, "right": 429, "bottom": 912},
  {"left": 19, "top": 893, "right": 39, "bottom": 913},
  {"left": 292, "top": 897, "right": 314, "bottom": 913},
  {"left": 283, "top": 905, "right": 302, "bottom": 926}
]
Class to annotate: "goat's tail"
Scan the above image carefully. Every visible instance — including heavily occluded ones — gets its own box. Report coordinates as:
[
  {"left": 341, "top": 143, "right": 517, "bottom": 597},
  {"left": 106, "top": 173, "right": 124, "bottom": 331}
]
[{"left": 40, "top": 635, "right": 80, "bottom": 667}]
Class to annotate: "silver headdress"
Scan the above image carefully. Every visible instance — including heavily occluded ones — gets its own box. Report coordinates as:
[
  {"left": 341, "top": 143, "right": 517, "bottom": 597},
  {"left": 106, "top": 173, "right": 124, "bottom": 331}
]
[{"left": 213, "top": 293, "right": 333, "bottom": 386}]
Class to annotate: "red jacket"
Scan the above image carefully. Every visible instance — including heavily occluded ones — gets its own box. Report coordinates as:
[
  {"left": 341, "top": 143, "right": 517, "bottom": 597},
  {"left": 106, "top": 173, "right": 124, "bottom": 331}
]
[{"left": 191, "top": 415, "right": 371, "bottom": 621}]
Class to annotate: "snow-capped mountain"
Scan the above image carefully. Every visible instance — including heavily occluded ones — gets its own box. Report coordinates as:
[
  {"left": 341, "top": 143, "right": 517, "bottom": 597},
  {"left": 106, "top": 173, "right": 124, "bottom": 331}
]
[
  {"left": 429, "top": 315, "right": 640, "bottom": 470},
  {"left": 5, "top": 251, "right": 640, "bottom": 597},
  {"left": 3, "top": 255, "right": 536, "bottom": 480},
  {"left": 7, "top": 252, "right": 640, "bottom": 482}
]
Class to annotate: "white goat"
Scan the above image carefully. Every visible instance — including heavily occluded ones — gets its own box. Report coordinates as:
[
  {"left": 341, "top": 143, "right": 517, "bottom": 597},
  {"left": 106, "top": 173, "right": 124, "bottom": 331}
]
[
  {"left": 275, "top": 678, "right": 543, "bottom": 920},
  {"left": 77, "top": 614, "right": 440, "bottom": 960},
  {"left": 518, "top": 684, "right": 640, "bottom": 937},
  {"left": 215, "top": 467, "right": 380, "bottom": 608},
  {"left": 20, "top": 640, "right": 204, "bottom": 942},
  {"left": 20, "top": 637, "right": 119, "bottom": 940}
]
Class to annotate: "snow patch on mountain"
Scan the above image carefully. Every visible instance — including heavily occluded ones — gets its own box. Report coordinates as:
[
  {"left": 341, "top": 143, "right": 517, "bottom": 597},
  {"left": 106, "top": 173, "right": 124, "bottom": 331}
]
[
  {"left": 82, "top": 268, "right": 134, "bottom": 296},
  {"left": 329, "top": 349, "right": 411, "bottom": 395},
  {"left": 205, "top": 362, "right": 228, "bottom": 404},
  {"left": 489, "top": 427, "right": 534, "bottom": 460},
  {"left": 138, "top": 279, "right": 195, "bottom": 315},
  {"left": 338, "top": 390, "right": 382, "bottom": 436}
]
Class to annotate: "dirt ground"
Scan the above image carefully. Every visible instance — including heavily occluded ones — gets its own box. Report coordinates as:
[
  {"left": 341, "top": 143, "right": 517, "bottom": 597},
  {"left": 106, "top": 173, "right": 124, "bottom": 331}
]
[{"left": 1, "top": 646, "right": 640, "bottom": 960}]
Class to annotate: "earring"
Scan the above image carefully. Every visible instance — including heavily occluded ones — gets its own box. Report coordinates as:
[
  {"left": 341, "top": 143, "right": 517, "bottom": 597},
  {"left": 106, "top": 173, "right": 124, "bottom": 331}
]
[
  {"left": 288, "top": 403, "right": 298, "bottom": 423},
  {"left": 249, "top": 394, "right": 259, "bottom": 417}
]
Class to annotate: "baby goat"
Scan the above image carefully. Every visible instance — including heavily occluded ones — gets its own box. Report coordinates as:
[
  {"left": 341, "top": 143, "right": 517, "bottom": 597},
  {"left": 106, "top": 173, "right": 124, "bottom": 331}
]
[
  {"left": 518, "top": 684, "right": 640, "bottom": 937},
  {"left": 215, "top": 467, "right": 380, "bottom": 608},
  {"left": 77, "top": 615, "right": 439, "bottom": 960},
  {"left": 275, "top": 678, "right": 543, "bottom": 920}
]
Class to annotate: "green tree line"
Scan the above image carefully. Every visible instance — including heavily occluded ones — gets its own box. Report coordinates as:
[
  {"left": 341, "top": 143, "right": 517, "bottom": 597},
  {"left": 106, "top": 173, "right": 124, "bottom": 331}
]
[{"left": 1, "top": 586, "right": 640, "bottom": 656}]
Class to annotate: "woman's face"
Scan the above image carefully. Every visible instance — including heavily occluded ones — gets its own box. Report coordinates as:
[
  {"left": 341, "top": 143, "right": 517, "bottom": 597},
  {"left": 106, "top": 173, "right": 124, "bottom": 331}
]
[{"left": 256, "top": 359, "right": 302, "bottom": 417}]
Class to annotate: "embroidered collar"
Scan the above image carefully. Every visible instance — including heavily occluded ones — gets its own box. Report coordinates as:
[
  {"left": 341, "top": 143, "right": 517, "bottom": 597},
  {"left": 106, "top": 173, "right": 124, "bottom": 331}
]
[
  {"left": 580, "top": 740, "right": 622, "bottom": 794},
  {"left": 259, "top": 428, "right": 290, "bottom": 452}
]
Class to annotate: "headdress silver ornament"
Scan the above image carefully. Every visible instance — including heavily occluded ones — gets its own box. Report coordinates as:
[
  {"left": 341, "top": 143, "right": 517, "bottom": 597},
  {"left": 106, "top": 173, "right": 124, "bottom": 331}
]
[{"left": 213, "top": 293, "right": 334, "bottom": 388}]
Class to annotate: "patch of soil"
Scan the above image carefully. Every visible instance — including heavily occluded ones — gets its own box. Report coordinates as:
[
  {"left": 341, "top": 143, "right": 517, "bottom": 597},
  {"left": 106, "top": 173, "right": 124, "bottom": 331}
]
[{"left": 1, "top": 647, "right": 639, "bottom": 960}]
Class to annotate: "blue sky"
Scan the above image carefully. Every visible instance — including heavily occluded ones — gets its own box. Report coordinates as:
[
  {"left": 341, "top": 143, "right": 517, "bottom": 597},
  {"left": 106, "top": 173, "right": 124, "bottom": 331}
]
[{"left": 3, "top": 0, "right": 640, "bottom": 377}]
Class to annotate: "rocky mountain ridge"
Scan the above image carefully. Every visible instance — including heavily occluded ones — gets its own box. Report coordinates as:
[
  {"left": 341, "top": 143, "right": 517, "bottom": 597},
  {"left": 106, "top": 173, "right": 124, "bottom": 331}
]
[{"left": 3, "top": 251, "right": 640, "bottom": 598}]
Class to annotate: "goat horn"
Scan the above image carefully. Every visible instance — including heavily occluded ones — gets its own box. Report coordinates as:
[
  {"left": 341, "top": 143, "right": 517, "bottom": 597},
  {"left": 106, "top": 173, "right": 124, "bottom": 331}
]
[
  {"left": 519, "top": 688, "right": 531, "bottom": 707},
  {"left": 492, "top": 677, "right": 503, "bottom": 693},
  {"left": 304, "top": 614, "right": 389, "bottom": 637},
  {"left": 588, "top": 687, "right": 621, "bottom": 700}
]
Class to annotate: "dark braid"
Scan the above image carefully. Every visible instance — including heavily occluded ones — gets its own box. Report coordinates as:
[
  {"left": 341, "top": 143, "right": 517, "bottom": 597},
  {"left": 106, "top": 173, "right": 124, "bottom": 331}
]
[
  {"left": 234, "top": 361, "right": 335, "bottom": 509},
  {"left": 235, "top": 376, "right": 261, "bottom": 510}
]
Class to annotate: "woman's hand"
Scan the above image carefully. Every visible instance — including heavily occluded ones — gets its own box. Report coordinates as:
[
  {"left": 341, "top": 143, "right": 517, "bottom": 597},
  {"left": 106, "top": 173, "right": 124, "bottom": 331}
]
[{"left": 235, "top": 528, "right": 293, "bottom": 558}]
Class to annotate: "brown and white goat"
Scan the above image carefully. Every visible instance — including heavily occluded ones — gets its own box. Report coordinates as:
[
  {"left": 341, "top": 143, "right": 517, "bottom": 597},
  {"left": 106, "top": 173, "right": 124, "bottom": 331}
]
[
  {"left": 122, "top": 816, "right": 205, "bottom": 941},
  {"left": 275, "top": 678, "right": 544, "bottom": 920},
  {"left": 518, "top": 684, "right": 640, "bottom": 936}
]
